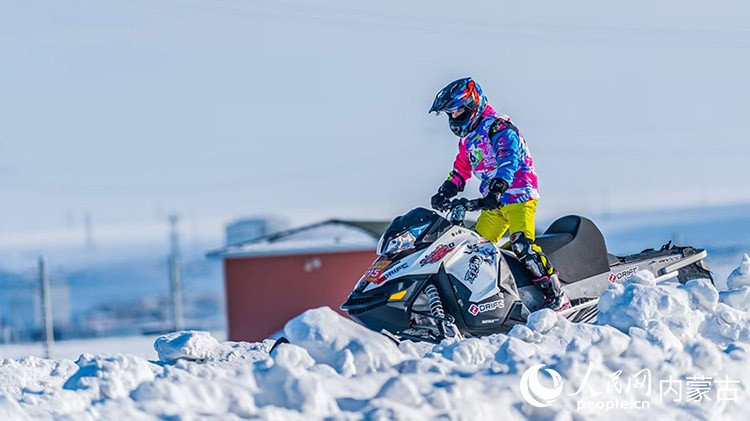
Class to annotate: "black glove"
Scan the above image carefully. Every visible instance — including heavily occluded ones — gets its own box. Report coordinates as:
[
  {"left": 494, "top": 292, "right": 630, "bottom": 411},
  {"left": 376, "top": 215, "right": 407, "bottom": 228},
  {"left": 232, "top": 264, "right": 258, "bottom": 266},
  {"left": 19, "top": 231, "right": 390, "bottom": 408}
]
[
  {"left": 431, "top": 180, "right": 459, "bottom": 211},
  {"left": 479, "top": 179, "right": 509, "bottom": 210},
  {"left": 488, "top": 178, "right": 509, "bottom": 194},
  {"left": 479, "top": 192, "right": 501, "bottom": 210}
]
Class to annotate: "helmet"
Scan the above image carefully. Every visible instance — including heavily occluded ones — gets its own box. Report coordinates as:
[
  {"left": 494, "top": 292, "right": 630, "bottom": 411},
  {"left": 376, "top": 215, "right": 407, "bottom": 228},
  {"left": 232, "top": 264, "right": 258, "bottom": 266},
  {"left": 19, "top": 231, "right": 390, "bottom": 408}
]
[{"left": 429, "top": 77, "right": 487, "bottom": 137}]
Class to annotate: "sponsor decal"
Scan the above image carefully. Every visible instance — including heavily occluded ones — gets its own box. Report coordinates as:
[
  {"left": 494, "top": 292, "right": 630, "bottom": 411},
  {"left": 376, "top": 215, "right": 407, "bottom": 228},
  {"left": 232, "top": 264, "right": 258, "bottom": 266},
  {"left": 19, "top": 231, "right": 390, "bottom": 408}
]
[
  {"left": 464, "top": 243, "right": 497, "bottom": 265},
  {"left": 419, "top": 243, "right": 456, "bottom": 266},
  {"left": 468, "top": 299, "right": 505, "bottom": 316},
  {"left": 608, "top": 267, "right": 639, "bottom": 283},
  {"left": 381, "top": 263, "right": 408, "bottom": 280},
  {"left": 464, "top": 255, "right": 482, "bottom": 284},
  {"left": 657, "top": 256, "right": 682, "bottom": 264},
  {"left": 481, "top": 318, "right": 500, "bottom": 324},
  {"left": 361, "top": 259, "right": 392, "bottom": 283}
]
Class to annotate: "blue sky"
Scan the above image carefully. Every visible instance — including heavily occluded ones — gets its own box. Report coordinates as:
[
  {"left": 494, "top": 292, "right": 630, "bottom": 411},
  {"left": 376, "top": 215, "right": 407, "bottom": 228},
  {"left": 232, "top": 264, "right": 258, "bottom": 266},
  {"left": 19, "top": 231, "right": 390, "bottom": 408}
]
[{"left": 2, "top": 0, "right": 749, "bottom": 247}]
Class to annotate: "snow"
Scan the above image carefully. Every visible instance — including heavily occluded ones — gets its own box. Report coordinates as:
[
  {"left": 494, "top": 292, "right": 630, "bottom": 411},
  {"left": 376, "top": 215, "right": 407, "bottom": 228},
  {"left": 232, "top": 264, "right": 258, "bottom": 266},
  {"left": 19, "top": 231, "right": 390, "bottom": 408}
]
[
  {"left": 727, "top": 254, "right": 750, "bottom": 289},
  {"left": 214, "top": 223, "right": 378, "bottom": 258},
  {"left": 2, "top": 257, "right": 750, "bottom": 419},
  {"left": 62, "top": 354, "right": 157, "bottom": 401},
  {"left": 283, "top": 306, "right": 405, "bottom": 376},
  {"left": 154, "top": 331, "right": 221, "bottom": 363}
]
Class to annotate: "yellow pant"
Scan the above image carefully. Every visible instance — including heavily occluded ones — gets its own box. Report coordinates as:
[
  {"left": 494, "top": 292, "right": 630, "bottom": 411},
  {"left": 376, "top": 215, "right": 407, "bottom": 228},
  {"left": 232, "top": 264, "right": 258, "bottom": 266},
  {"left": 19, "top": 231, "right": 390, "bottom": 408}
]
[{"left": 475, "top": 199, "right": 539, "bottom": 244}]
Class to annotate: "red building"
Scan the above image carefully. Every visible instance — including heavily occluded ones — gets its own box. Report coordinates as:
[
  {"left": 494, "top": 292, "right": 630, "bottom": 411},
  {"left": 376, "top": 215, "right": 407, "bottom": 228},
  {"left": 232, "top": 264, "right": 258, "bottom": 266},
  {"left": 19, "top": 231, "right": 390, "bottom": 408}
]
[{"left": 209, "top": 220, "right": 389, "bottom": 342}]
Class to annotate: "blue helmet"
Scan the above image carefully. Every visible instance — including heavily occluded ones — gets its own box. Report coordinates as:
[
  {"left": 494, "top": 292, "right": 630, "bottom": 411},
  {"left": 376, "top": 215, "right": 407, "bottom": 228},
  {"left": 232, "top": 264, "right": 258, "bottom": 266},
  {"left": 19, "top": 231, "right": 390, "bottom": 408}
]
[{"left": 429, "top": 77, "right": 487, "bottom": 137}]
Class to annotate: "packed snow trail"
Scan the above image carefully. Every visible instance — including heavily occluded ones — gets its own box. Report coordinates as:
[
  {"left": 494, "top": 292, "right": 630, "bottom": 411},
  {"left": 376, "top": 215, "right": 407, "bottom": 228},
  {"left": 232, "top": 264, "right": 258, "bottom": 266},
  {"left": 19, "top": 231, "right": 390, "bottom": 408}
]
[{"left": 1, "top": 256, "right": 750, "bottom": 420}]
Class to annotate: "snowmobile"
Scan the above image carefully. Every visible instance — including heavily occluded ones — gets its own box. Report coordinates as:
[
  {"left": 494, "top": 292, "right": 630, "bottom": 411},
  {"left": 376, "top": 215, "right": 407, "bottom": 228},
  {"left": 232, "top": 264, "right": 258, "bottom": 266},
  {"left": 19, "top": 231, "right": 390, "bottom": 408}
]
[{"left": 341, "top": 199, "right": 713, "bottom": 342}]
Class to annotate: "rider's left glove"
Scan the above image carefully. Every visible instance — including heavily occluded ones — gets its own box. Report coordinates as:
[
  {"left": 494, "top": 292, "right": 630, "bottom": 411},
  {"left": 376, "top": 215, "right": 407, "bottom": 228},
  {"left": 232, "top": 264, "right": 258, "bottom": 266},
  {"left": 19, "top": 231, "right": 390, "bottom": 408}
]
[{"left": 488, "top": 178, "right": 509, "bottom": 195}]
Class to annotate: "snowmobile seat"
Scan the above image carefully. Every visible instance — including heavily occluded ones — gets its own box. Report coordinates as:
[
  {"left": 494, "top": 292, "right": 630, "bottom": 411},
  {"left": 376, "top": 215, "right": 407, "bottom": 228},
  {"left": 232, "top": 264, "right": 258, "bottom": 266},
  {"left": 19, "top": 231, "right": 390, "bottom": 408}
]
[{"left": 535, "top": 215, "right": 611, "bottom": 283}]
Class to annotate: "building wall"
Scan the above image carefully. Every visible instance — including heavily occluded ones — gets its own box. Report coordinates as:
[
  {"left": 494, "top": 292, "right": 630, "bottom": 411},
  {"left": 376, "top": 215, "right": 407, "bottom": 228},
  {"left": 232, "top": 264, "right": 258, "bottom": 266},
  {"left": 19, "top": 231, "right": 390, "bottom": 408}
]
[{"left": 224, "top": 250, "right": 376, "bottom": 341}]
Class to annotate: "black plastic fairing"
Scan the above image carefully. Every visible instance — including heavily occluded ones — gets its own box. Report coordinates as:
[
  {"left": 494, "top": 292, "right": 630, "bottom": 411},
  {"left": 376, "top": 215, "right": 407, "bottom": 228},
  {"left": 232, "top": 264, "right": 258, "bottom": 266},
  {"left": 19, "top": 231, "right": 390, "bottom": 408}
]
[
  {"left": 379, "top": 207, "right": 453, "bottom": 261},
  {"left": 342, "top": 275, "right": 429, "bottom": 335},
  {"left": 435, "top": 265, "right": 519, "bottom": 336}
]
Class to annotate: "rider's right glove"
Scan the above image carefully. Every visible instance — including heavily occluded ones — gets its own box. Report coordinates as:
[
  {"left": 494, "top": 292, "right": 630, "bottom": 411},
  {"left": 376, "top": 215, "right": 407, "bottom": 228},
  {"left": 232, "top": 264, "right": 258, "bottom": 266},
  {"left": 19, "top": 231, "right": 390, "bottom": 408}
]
[
  {"left": 431, "top": 180, "right": 459, "bottom": 211},
  {"left": 479, "top": 192, "right": 501, "bottom": 210}
]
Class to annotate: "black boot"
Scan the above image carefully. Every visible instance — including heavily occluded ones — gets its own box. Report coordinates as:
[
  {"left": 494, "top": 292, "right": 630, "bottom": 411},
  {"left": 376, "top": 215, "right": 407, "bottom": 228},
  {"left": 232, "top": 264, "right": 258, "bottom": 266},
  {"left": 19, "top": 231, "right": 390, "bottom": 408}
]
[
  {"left": 510, "top": 232, "right": 570, "bottom": 312},
  {"left": 531, "top": 272, "right": 570, "bottom": 312}
]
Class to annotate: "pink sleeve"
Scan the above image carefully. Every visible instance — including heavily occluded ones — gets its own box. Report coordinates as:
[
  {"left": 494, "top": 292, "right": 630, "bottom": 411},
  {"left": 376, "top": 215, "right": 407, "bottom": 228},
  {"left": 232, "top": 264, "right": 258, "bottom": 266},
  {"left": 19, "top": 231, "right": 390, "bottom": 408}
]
[{"left": 449, "top": 140, "right": 471, "bottom": 189}]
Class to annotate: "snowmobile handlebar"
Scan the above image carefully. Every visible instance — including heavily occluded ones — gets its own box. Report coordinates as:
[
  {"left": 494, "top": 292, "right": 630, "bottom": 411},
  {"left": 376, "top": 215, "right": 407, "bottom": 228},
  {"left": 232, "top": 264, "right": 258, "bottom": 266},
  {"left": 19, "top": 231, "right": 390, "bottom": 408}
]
[
  {"left": 447, "top": 198, "right": 483, "bottom": 212},
  {"left": 446, "top": 198, "right": 484, "bottom": 225}
]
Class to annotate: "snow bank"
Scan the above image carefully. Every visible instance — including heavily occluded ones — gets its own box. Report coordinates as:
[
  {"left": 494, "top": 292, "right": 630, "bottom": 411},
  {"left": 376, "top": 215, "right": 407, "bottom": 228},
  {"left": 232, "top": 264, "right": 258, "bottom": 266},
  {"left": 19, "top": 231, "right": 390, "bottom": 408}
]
[
  {"left": 2, "top": 256, "right": 750, "bottom": 419},
  {"left": 63, "top": 353, "right": 156, "bottom": 400},
  {"left": 728, "top": 254, "right": 750, "bottom": 289},
  {"left": 154, "top": 330, "right": 221, "bottom": 363},
  {"left": 283, "top": 306, "right": 405, "bottom": 376}
]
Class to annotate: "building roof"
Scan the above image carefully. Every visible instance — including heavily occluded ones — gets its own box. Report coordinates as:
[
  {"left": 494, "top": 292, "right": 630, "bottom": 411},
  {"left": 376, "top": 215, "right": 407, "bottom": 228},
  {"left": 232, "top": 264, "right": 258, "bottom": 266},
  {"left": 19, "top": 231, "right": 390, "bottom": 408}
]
[{"left": 208, "top": 219, "right": 391, "bottom": 259}]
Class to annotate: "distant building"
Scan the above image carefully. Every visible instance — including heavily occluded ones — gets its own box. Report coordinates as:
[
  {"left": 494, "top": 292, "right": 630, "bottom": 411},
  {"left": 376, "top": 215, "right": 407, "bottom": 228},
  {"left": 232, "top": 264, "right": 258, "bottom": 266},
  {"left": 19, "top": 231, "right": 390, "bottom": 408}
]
[
  {"left": 209, "top": 220, "right": 389, "bottom": 341},
  {"left": 225, "top": 217, "right": 288, "bottom": 246}
]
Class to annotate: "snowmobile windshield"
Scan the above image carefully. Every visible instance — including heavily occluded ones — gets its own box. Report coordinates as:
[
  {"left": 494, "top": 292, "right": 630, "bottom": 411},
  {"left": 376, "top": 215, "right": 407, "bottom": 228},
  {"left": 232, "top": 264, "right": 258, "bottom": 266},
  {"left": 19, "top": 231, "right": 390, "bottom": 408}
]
[{"left": 377, "top": 208, "right": 453, "bottom": 260}]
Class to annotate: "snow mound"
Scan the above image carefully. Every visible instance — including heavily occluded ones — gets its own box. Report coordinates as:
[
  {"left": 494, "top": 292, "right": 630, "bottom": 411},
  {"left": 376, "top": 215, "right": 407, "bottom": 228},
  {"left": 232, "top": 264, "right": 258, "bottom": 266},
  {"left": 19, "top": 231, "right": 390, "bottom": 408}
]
[
  {"left": 598, "top": 272, "right": 750, "bottom": 347},
  {"left": 154, "top": 330, "right": 221, "bottom": 363},
  {"left": 599, "top": 275, "right": 690, "bottom": 334},
  {"left": 63, "top": 353, "right": 156, "bottom": 400},
  {"left": 728, "top": 254, "right": 750, "bottom": 289},
  {"left": 131, "top": 364, "right": 259, "bottom": 418},
  {"left": 720, "top": 286, "right": 750, "bottom": 311},
  {"left": 252, "top": 344, "right": 341, "bottom": 417},
  {"left": 0, "top": 396, "right": 28, "bottom": 421},
  {"left": 283, "top": 306, "right": 405, "bottom": 376}
]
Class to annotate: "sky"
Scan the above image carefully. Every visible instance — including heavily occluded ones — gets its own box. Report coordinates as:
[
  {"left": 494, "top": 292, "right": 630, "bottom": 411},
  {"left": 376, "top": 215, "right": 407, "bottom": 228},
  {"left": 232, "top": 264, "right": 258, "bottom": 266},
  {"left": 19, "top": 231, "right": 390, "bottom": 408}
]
[{"left": 1, "top": 0, "right": 750, "bottom": 250}]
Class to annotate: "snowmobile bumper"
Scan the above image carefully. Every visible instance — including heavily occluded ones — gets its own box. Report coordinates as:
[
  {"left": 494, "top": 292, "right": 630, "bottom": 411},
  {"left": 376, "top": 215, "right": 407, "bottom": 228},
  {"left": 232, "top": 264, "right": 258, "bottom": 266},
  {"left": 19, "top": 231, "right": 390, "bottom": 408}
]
[{"left": 341, "top": 275, "right": 429, "bottom": 334}]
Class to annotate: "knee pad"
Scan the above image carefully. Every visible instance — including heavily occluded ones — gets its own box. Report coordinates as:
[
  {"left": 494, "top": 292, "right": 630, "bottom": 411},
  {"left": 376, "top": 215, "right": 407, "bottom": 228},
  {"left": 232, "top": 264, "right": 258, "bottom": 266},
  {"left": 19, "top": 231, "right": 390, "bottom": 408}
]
[
  {"left": 509, "top": 232, "right": 533, "bottom": 257},
  {"left": 510, "top": 232, "right": 553, "bottom": 278}
]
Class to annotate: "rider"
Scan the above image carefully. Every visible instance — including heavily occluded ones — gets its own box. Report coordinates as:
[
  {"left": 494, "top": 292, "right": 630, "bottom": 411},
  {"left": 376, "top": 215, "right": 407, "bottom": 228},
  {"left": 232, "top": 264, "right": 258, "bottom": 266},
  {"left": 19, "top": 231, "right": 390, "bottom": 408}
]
[{"left": 428, "top": 77, "right": 570, "bottom": 312}]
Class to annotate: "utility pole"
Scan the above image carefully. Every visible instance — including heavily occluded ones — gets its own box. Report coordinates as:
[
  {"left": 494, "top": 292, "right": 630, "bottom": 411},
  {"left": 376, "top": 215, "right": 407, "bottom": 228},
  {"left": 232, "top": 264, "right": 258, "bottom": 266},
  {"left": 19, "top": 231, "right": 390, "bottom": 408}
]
[
  {"left": 84, "top": 212, "right": 94, "bottom": 249},
  {"left": 38, "top": 256, "right": 54, "bottom": 359},
  {"left": 168, "top": 214, "right": 184, "bottom": 332}
]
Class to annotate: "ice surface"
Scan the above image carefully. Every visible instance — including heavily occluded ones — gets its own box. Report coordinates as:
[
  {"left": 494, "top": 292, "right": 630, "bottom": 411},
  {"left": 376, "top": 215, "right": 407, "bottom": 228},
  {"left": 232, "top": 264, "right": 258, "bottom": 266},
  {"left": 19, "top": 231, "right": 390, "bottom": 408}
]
[{"left": 1, "top": 259, "right": 750, "bottom": 419}]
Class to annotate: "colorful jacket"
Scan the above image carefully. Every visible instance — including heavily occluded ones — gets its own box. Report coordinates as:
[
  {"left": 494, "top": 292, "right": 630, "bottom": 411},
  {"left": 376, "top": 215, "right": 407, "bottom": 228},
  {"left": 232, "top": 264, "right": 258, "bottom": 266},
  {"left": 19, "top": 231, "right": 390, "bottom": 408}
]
[{"left": 447, "top": 105, "right": 540, "bottom": 205}]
